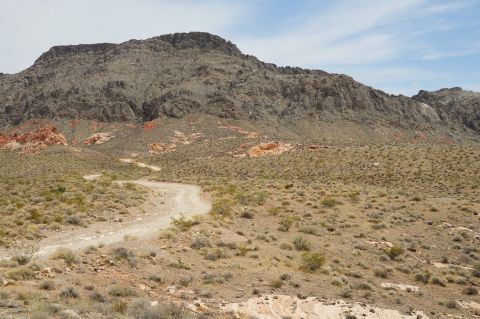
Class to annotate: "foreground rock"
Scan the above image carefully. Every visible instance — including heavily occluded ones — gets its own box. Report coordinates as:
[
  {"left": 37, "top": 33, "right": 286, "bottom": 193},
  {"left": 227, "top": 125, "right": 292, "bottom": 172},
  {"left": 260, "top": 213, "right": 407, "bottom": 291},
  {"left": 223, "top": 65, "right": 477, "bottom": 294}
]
[{"left": 224, "top": 295, "right": 428, "bottom": 319}]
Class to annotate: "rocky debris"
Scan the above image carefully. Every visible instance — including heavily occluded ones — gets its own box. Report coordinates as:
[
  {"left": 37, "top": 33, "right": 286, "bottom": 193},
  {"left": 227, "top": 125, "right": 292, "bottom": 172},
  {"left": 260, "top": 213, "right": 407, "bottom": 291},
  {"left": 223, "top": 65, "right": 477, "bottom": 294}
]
[
  {"left": 246, "top": 142, "right": 293, "bottom": 157},
  {"left": 0, "top": 124, "right": 67, "bottom": 155},
  {"left": 224, "top": 295, "right": 428, "bottom": 319},
  {"left": 149, "top": 143, "right": 177, "bottom": 154},
  {"left": 219, "top": 122, "right": 258, "bottom": 138},
  {"left": 83, "top": 132, "right": 114, "bottom": 145}
]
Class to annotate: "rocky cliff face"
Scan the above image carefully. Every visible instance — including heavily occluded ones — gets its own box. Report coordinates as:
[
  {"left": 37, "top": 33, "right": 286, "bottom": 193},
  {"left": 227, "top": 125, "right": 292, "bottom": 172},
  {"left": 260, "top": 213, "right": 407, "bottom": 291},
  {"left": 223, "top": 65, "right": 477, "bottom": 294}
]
[
  {"left": 0, "top": 32, "right": 478, "bottom": 136},
  {"left": 412, "top": 88, "right": 480, "bottom": 133}
]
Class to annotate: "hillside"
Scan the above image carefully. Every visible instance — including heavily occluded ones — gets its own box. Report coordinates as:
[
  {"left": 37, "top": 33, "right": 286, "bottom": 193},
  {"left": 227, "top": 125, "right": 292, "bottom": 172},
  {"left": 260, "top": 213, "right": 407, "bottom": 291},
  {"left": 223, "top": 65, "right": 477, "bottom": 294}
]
[{"left": 0, "top": 32, "right": 478, "bottom": 139}]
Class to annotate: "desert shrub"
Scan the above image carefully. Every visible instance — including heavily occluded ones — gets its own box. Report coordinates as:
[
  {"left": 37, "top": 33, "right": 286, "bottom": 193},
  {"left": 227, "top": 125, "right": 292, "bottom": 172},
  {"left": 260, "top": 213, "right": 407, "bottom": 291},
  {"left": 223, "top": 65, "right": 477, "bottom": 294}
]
[
  {"left": 191, "top": 237, "right": 211, "bottom": 249},
  {"left": 270, "top": 279, "right": 283, "bottom": 289},
  {"left": 374, "top": 268, "right": 390, "bottom": 278},
  {"left": 65, "top": 215, "right": 82, "bottom": 225},
  {"left": 205, "top": 249, "right": 227, "bottom": 261},
  {"left": 321, "top": 197, "right": 338, "bottom": 208},
  {"left": 89, "top": 292, "right": 106, "bottom": 302},
  {"left": 32, "top": 302, "right": 60, "bottom": 318},
  {"left": 240, "top": 210, "right": 255, "bottom": 219},
  {"left": 442, "top": 300, "right": 458, "bottom": 309},
  {"left": 83, "top": 245, "right": 98, "bottom": 254},
  {"left": 171, "top": 216, "right": 198, "bottom": 231},
  {"left": 169, "top": 259, "right": 190, "bottom": 270},
  {"left": 210, "top": 199, "right": 233, "bottom": 218},
  {"left": 300, "top": 252, "right": 326, "bottom": 272},
  {"left": 385, "top": 245, "right": 404, "bottom": 260},
  {"left": 414, "top": 271, "right": 431, "bottom": 283},
  {"left": 278, "top": 215, "right": 295, "bottom": 232},
  {"left": 472, "top": 263, "right": 480, "bottom": 277},
  {"left": 298, "top": 226, "right": 318, "bottom": 235},
  {"left": 39, "top": 280, "right": 55, "bottom": 291},
  {"left": 9, "top": 241, "right": 39, "bottom": 265},
  {"left": 109, "top": 284, "right": 136, "bottom": 297},
  {"left": 110, "top": 247, "right": 137, "bottom": 267},
  {"left": 431, "top": 276, "right": 447, "bottom": 287},
  {"left": 254, "top": 192, "right": 267, "bottom": 205},
  {"left": 148, "top": 274, "right": 162, "bottom": 283},
  {"left": 50, "top": 247, "right": 78, "bottom": 265},
  {"left": 462, "top": 286, "right": 478, "bottom": 295},
  {"left": 293, "top": 236, "right": 311, "bottom": 251},
  {"left": 59, "top": 287, "right": 79, "bottom": 298},
  {"left": 6, "top": 266, "right": 35, "bottom": 280},
  {"left": 129, "top": 298, "right": 191, "bottom": 319}
]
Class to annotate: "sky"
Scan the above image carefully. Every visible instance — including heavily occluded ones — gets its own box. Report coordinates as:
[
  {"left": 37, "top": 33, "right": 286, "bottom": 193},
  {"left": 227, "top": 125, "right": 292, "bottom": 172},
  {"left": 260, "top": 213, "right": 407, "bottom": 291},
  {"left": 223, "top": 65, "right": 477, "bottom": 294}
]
[{"left": 0, "top": 0, "right": 479, "bottom": 96}]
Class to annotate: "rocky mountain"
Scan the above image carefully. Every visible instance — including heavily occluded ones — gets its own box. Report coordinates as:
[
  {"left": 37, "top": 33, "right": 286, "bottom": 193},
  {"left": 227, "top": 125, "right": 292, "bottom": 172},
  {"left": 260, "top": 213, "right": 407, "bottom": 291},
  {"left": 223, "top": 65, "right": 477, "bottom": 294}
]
[
  {"left": 0, "top": 32, "right": 478, "bottom": 136},
  {"left": 412, "top": 88, "right": 480, "bottom": 133}
]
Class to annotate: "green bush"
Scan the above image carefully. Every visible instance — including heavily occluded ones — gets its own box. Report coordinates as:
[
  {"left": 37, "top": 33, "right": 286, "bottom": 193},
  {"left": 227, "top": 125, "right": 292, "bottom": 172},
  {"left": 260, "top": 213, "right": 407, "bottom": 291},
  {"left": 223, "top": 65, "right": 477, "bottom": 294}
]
[
  {"left": 385, "top": 245, "right": 404, "bottom": 260},
  {"left": 300, "top": 252, "right": 326, "bottom": 272}
]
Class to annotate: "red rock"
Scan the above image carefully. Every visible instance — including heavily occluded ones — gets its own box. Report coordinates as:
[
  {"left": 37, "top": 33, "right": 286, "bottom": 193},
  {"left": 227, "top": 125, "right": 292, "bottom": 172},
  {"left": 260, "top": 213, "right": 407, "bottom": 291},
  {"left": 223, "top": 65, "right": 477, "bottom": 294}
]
[
  {"left": 0, "top": 124, "right": 68, "bottom": 155},
  {"left": 149, "top": 143, "right": 177, "bottom": 154}
]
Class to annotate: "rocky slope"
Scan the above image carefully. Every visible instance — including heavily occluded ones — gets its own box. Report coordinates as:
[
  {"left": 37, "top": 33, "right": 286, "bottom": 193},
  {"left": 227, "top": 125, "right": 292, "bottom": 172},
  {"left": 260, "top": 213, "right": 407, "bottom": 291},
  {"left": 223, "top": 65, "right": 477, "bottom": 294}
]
[
  {"left": 412, "top": 88, "right": 480, "bottom": 133},
  {"left": 0, "top": 32, "right": 478, "bottom": 137}
]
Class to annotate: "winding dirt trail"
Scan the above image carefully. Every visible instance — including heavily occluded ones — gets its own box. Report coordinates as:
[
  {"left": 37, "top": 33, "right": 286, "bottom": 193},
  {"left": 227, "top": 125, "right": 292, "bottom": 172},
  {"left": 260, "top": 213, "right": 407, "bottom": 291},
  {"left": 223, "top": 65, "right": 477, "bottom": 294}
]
[{"left": 33, "top": 178, "right": 211, "bottom": 258}]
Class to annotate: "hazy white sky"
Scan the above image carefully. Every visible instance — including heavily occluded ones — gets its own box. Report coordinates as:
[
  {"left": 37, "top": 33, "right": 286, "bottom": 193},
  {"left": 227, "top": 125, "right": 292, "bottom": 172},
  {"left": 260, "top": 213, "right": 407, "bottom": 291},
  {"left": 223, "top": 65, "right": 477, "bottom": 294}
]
[{"left": 1, "top": 0, "right": 479, "bottom": 95}]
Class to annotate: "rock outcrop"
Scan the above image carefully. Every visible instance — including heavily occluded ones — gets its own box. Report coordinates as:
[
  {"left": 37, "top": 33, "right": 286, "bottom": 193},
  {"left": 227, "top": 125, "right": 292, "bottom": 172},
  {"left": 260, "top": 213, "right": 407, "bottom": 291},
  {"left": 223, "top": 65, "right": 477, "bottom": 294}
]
[
  {"left": 148, "top": 143, "right": 176, "bottom": 154},
  {"left": 247, "top": 142, "right": 293, "bottom": 157},
  {"left": 0, "top": 124, "right": 67, "bottom": 155},
  {"left": 83, "top": 132, "right": 114, "bottom": 145},
  {"left": 412, "top": 88, "right": 480, "bottom": 133}
]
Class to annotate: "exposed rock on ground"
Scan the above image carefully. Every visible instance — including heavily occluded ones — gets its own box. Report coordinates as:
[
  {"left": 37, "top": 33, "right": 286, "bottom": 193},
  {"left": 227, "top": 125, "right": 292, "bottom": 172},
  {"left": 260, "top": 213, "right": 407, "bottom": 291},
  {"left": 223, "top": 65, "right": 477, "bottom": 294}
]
[
  {"left": 171, "top": 130, "right": 203, "bottom": 144},
  {"left": 224, "top": 295, "right": 428, "bottom": 319},
  {"left": 246, "top": 142, "right": 293, "bottom": 157},
  {"left": 83, "top": 132, "right": 114, "bottom": 145},
  {"left": 148, "top": 143, "right": 177, "bottom": 154},
  {"left": 0, "top": 124, "right": 67, "bottom": 155},
  {"left": 143, "top": 120, "right": 157, "bottom": 130},
  {"left": 219, "top": 122, "right": 258, "bottom": 138}
]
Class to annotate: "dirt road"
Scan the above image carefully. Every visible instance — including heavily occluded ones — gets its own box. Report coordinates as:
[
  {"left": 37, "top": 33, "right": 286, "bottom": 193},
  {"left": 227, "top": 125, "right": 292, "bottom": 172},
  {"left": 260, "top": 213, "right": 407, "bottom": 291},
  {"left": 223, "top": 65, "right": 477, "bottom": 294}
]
[{"left": 33, "top": 178, "right": 211, "bottom": 258}]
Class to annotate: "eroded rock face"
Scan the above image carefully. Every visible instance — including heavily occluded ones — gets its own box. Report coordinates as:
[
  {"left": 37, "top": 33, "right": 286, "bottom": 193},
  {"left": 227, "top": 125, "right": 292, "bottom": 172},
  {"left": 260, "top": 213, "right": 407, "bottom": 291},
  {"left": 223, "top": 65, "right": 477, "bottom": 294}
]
[
  {"left": 1, "top": 32, "right": 475, "bottom": 137},
  {"left": 0, "top": 124, "right": 67, "bottom": 155},
  {"left": 224, "top": 295, "right": 429, "bottom": 319},
  {"left": 83, "top": 132, "right": 114, "bottom": 145},
  {"left": 247, "top": 142, "right": 293, "bottom": 157},
  {"left": 412, "top": 88, "right": 480, "bottom": 133}
]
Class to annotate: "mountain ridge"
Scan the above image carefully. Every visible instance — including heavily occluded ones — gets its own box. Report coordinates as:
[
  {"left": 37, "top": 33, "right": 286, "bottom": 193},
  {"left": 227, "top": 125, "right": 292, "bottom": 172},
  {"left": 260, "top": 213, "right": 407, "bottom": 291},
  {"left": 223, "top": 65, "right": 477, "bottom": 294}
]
[{"left": 0, "top": 32, "right": 478, "bottom": 138}]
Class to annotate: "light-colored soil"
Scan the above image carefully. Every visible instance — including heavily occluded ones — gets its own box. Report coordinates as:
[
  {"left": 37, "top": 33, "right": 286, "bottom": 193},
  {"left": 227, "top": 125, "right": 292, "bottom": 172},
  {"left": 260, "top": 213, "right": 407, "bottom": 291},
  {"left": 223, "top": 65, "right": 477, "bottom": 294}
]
[
  {"left": 32, "top": 177, "right": 211, "bottom": 258},
  {"left": 225, "top": 294, "right": 429, "bottom": 319}
]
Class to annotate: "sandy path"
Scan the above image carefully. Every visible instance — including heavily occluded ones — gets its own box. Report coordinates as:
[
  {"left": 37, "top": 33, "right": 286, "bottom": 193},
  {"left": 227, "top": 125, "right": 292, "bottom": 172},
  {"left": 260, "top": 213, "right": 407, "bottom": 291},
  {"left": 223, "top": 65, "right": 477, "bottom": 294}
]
[{"left": 32, "top": 178, "right": 211, "bottom": 258}]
